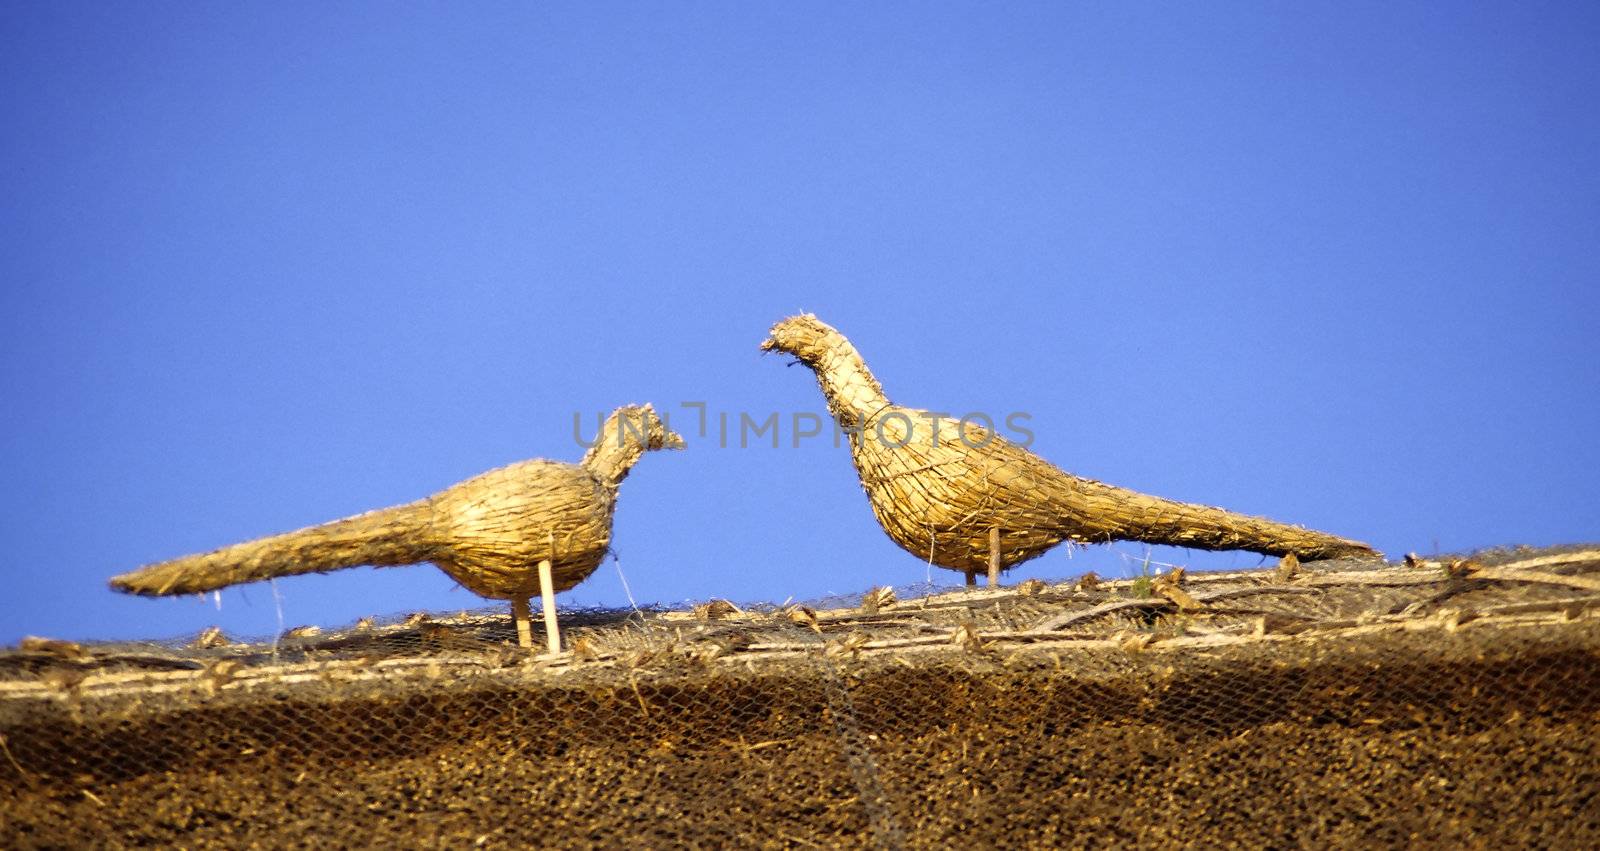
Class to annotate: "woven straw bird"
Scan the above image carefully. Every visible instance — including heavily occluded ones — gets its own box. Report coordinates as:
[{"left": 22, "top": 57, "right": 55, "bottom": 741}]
[
  {"left": 111, "top": 404, "right": 684, "bottom": 649},
  {"left": 761, "top": 315, "right": 1378, "bottom": 586}
]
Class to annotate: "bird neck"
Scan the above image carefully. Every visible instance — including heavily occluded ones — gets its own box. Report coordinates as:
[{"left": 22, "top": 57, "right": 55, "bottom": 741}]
[
  {"left": 581, "top": 411, "right": 651, "bottom": 487},
  {"left": 809, "top": 339, "right": 891, "bottom": 426}
]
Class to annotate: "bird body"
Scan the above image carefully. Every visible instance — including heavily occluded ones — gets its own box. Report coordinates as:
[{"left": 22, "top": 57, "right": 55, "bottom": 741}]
[
  {"left": 110, "top": 404, "right": 683, "bottom": 607},
  {"left": 761, "top": 314, "right": 1377, "bottom": 580},
  {"left": 426, "top": 459, "right": 615, "bottom": 599}
]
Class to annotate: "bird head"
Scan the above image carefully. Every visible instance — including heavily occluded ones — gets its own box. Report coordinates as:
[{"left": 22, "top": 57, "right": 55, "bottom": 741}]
[
  {"left": 581, "top": 403, "right": 685, "bottom": 485},
  {"left": 759, "top": 313, "right": 846, "bottom": 366},
  {"left": 633, "top": 403, "right": 687, "bottom": 451}
]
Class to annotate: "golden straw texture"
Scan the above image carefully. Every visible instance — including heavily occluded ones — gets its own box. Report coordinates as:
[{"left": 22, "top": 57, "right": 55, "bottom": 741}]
[
  {"left": 761, "top": 314, "right": 1378, "bottom": 579},
  {"left": 110, "top": 404, "right": 684, "bottom": 601}
]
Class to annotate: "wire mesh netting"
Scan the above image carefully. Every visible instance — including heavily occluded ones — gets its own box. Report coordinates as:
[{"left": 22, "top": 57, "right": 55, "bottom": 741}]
[{"left": 4, "top": 544, "right": 1599, "bottom": 847}]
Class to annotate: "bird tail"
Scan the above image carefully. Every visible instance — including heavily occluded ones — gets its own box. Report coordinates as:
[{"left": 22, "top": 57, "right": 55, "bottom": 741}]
[
  {"left": 110, "top": 500, "right": 436, "bottom": 597},
  {"left": 1075, "top": 481, "right": 1379, "bottom": 561}
]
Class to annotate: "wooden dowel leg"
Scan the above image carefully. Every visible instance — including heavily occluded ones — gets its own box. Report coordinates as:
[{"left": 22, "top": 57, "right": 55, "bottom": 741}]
[
  {"left": 987, "top": 527, "right": 1001, "bottom": 588},
  {"left": 537, "top": 558, "right": 560, "bottom": 655},
  {"left": 511, "top": 597, "right": 533, "bottom": 649}
]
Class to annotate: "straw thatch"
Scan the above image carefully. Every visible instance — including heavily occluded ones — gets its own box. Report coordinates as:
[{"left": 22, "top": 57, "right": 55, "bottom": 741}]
[
  {"left": 7, "top": 546, "right": 1598, "bottom": 847},
  {"left": 110, "top": 404, "right": 684, "bottom": 605},
  {"left": 761, "top": 314, "right": 1377, "bottom": 583}
]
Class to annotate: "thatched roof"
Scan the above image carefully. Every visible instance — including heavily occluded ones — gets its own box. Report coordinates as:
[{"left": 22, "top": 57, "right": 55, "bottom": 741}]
[{"left": 3, "top": 544, "right": 1597, "bottom": 847}]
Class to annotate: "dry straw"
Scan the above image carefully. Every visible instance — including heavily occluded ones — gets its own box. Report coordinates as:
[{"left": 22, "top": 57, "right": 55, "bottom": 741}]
[
  {"left": 109, "top": 404, "right": 684, "bottom": 648},
  {"left": 6, "top": 545, "right": 1598, "bottom": 847},
  {"left": 761, "top": 314, "right": 1378, "bottom": 585}
]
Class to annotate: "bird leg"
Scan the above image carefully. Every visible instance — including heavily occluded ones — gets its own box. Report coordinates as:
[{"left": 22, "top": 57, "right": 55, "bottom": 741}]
[
  {"left": 988, "top": 527, "right": 1001, "bottom": 588},
  {"left": 511, "top": 596, "right": 534, "bottom": 649},
  {"left": 965, "top": 568, "right": 977, "bottom": 586},
  {"left": 538, "top": 558, "right": 560, "bottom": 655},
  {"left": 539, "top": 530, "right": 562, "bottom": 654}
]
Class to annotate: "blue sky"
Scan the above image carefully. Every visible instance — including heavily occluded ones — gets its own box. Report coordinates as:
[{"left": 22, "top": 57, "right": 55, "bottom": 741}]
[{"left": 2, "top": 2, "right": 1596, "bottom": 644}]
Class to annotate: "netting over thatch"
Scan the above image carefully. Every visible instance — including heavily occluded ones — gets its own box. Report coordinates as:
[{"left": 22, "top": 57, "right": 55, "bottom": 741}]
[{"left": 4, "top": 544, "right": 1599, "bottom": 848}]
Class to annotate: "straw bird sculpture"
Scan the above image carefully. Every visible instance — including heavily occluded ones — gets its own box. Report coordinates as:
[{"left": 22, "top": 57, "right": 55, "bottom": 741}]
[
  {"left": 111, "top": 404, "right": 684, "bottom": 650},
  {"left": 761, "top": 315, "right": 1378, "bottom": 586}
]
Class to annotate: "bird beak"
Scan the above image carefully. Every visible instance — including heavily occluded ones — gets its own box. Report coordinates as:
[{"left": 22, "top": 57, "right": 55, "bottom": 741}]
[
  {"left": 759, "top": 337, "right": 777, "bottom": 353},
  {"left": 663, "top": 430, "right": 687, "bottom": 450}
]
